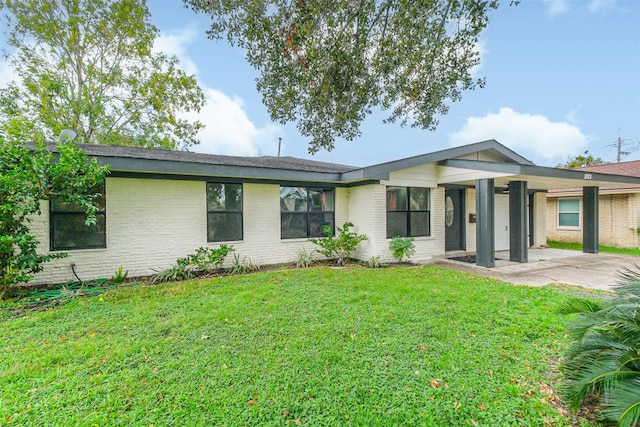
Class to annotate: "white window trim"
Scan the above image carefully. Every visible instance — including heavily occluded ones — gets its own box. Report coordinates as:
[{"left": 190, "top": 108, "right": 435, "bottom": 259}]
[{"left": 557, "top": 197, "right": 581, "bottom": 229}]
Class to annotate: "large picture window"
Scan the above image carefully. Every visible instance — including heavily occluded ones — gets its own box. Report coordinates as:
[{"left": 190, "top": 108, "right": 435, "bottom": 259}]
[
  {"left": 558, "top": 198, "right": 580, "bottom": 228},
  {"left": 50, "top": 183, "right": 106, "bottom": 251},
  {"left": 280, "top": 187, "right": 335, "bottom": 239},
  {"left": 386, "top": 186, "right": 430, "bottom": 238},
  {"left": 207, "top": 183, "right": 243, "bottom": 242}
]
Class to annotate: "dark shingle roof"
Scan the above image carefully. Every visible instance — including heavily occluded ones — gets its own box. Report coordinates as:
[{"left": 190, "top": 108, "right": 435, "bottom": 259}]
[{"left": 74, "top": 143, "right": 358, "bottom": 174}]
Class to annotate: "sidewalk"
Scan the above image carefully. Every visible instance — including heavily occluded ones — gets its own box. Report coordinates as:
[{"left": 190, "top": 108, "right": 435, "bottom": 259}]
[{"left": 432, "top": 248, "right": 640, "bottom": 291}]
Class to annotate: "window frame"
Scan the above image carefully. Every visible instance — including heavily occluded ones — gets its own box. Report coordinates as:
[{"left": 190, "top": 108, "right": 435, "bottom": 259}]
[
  {"left": 386, "top": 186, "right": 431, "bottom": 238},
  {"left": 280, "top": 186, "right": 335, "bottom": 239},
  {"left": 49, "top": 182, "right": 107, "bottom": 251},
  {"left": 206, "top": 182, "right": 244, "bottom": 242},
  {"left": 557, "top": 197, "right": 581, "bottom": 229}
]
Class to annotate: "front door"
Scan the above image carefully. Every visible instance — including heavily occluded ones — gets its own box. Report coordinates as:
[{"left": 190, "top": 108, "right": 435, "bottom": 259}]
[{"left": 445, "top": 189, "right": 465, "bottom": 251}]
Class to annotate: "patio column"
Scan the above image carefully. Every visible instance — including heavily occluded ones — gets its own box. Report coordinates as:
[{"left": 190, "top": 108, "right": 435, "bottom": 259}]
[
  {"left": 583, "top": 186, "right": 599, "bottom": 253},
  {"left": 509, "top": 181, "right": 528, "bottom": 263},
  {"left": 476, "top": 178, "right": 495, "bottom": 267}
]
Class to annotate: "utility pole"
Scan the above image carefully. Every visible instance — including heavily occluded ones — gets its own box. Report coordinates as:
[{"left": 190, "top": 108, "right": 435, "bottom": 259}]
[
  {"left": 277, "top": 137, "right": 282, "bottom": 157},
  {"left": 617, "top": 136, "right": 623, "bottom": 163}
]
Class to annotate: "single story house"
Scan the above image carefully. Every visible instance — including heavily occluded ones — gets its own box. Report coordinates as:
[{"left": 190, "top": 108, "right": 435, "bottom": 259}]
[
  {"left": 547, "top": 160, "right": 640, "bottom": 248},
  {"left": 30, "top": 140, "right": 640, "bottom": 284}
]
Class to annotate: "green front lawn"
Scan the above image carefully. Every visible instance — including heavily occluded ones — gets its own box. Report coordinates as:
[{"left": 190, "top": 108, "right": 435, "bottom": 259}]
[
  {"left": 547, "top": 240, "right": 640, "bottom": 256},
  {"left": 1, "top": 267, "right": 593, "bottom": 426}
]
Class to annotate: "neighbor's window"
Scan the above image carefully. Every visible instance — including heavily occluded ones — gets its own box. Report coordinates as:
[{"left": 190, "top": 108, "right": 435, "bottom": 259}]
[
  {"left": 386, "top": 186, "right": 430, "bottom": 238},
  {"left": 50, "top": 183, "right": 106, "bottom": 251},
  {"left": 280, "top": 187, "right": 335, "bottom": 239},
  {"left": 207, "top": 183, "right": 243, "bottom": 242},
  {"left": 558, "top": 198, "right": 580, "bottom": 228}
]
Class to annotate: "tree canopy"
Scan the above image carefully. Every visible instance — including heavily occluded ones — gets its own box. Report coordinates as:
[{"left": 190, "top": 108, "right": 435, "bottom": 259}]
[
  {"left": 0, "top": 0, "right": 206, "bottom": 150},
  {"left": 558, "top": 150, "right": 606, "bottom": 168},
  {"left": 185, "top": 0, "right": 503, "bottom": 153}
]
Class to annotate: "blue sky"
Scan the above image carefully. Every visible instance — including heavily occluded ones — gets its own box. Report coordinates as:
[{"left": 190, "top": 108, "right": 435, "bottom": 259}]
[
  {"left": 147, "top": 0, "right": 640, "bottom": 167},
  {"left": 2, "top": 0, "right": 639, "bottom": 167}
]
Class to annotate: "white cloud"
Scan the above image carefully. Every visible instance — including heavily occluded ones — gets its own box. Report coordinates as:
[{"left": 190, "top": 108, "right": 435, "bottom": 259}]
[
  {"left": 188, "top": 89, "right": 280, "bottom": 156},
  {"left": 543, "top": 0, "right": 569, "bottom": 15},
  {"left": 153, "top": 28, "right": 199, "bottom": 76},
  {"left": 154, "top": 26, "right": 282, "bottom": 156},
  {"left": 470, "top": 38, "right": 487, "bottom": 77},
  {"left": 448, "top": 107, "right": 589, "bottom": 164}
]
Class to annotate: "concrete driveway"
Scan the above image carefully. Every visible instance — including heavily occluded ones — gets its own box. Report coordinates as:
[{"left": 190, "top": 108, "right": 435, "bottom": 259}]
[{"left": 433, "top": 248, "right": 640, "bottom": 291}]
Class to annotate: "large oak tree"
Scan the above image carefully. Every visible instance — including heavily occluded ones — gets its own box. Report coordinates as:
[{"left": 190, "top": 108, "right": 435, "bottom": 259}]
[
  {"left": 0, "top": 0, "right": 205, "bottom": 150},
  {"left": 186, "top": 0, "right": 503, "bottom": 153}
]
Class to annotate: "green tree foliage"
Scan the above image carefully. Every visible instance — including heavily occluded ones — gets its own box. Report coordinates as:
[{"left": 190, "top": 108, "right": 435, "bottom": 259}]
[
  {"left": 185, "top": 0, "right": 502, "bottom": 153},
  {"left": 560, "top": 266, "right": 640, "bottom": 427},
  {"left": 557, "top": 150, "right": 606, "bottom": 168},
  {"left": 0, "top": 131, "right": 109, "bottom": 296},
  {"left": 0, "top": 0, "right": 206, "bottom": 150}
]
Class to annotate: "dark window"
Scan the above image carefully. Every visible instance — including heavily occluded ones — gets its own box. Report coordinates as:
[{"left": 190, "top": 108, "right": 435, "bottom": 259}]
[
  {"left": 50, "top": 183, "right": 106, "bottom": 251},
  {"left": 386, "top": 186, "right": 430, "bottom": 238},
  {"left": 280, "top": 187, "right": 335, "bottom": 239},
  {"left": 207, "top": 183, "right": 243, "bottom": 242}
]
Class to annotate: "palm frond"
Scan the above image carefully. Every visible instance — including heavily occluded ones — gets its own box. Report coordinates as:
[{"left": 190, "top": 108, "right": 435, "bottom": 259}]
[
  {"left": 559, "top": 296, "right": 608, "bottom": 315},
  {"left": 600, "top": 378, "right": 640, "bottom": 427}
]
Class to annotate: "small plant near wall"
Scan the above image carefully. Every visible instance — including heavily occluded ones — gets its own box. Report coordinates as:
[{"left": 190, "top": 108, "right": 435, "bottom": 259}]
[
  {"left": 152, "top": 245, "right": 235, "bottom": 283},
  {"left": 110, "top": 266, "right": 128, "bottom": 284},
  {"left": 228, "top": 253, "right": 260, "bottom": 275},
  {"left": 366, "top": 255, "right": 383, "bottom": 268},
  {"left": 309, "top": 222, "right": 368, "bottom": 266},
  {"left": 389, "top": 237, "right": 415, "bottom": 263},
  {"left": 296, "top": 248, "right": 315, "bottom": 268}
]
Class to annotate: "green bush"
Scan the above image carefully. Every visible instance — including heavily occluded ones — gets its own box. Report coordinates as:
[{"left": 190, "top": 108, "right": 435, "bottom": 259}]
[
  {"left": 227, "top": 253, "right": 259, "bottom": 275},
  {"left": 309, "top": 222, "right": 367, "bottom": 266},
  {"left": 152, "top": 245, "right": 234, "bottom": 283},
  {"left": 389, "top": 236, "right": 416, "bottom": 262},
  {"left": 560, "top": 265, "right": 640, "bottom": 427}
]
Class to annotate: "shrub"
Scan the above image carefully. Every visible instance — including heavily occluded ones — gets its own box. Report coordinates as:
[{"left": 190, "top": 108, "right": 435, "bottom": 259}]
[
  {"left": 111, "top": 266, "right": 128, "bottom": 284},
  {"left": 296, "top": 248, "right": 315, "bottom": 268},
  {"left": 151, "top": 245, "right": 234, "bottom": 283},
  {"left": 389, "top": 237, "right": 416, "bottom": 262},
  {"left": 560, "top": 264, "right": 640, "bottom": 427},
  {"left": 187, "top": 245, "right": 234, "bottom": 273},
  {"left": 366, "top": 255, "right": 382, "bottom": 268},
  {"left": 228, "top": 253, "right": 259, "bottom": 275},
  {"left": 309, "top": 222, "right": 368, "bottom": 266}
]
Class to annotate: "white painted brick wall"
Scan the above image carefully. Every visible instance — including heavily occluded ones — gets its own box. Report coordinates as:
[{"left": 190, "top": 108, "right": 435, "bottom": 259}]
[
  {"left": 533, "top": 192, "right": 547, "bottom": 247},
  {"left": 349, "top": 183, "right": 444, "bottom": 263},
  {"left": 466, "top": 188, "right": 477, "bottom": 252},
  {"left": 30, "top": 179, "right": 350, "bottom": 284},
  {"left": 32, "top": 177, "right": 208, "bottom": 284}
]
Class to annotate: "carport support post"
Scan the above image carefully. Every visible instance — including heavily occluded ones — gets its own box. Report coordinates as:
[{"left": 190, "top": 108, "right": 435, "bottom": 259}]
[
  {"left": 476, "top": 178, "right": 495, "bottom": 267},
  {"left": 509, "top": 181, "right": 528, "bottom": 263},
  {"left": 583, "top": 186, "right": 599, "bottom": 254}
]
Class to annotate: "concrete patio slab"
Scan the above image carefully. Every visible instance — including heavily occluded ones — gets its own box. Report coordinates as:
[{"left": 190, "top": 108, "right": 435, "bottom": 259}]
[{"left": 432, "top": 248, "right": 640, "bottom": 291}]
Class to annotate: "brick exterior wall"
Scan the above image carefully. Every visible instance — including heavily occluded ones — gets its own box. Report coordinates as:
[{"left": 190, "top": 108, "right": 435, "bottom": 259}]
[
  {"left": 546, "top": 193, "right": 640, "bottom": 248},
  {"left": 30, "top": 179, "right": 333, "bottom": 284}
]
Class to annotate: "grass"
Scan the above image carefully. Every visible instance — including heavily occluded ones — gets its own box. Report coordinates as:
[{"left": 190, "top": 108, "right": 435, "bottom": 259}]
[
  {"left": 547, "top": 240, "right": 640, "bottom": 256},
  {"left": 1, "top": 266, "right": 596, "bottom": 426}
]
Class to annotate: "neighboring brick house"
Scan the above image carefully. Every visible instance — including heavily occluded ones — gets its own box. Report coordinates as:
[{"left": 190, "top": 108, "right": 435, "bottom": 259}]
[
  {"left": 546, "top": 160, "right": 640, "bottom": 248},
  {"left": 30, "top": 140, "right": 640, "bottom": 284}
]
